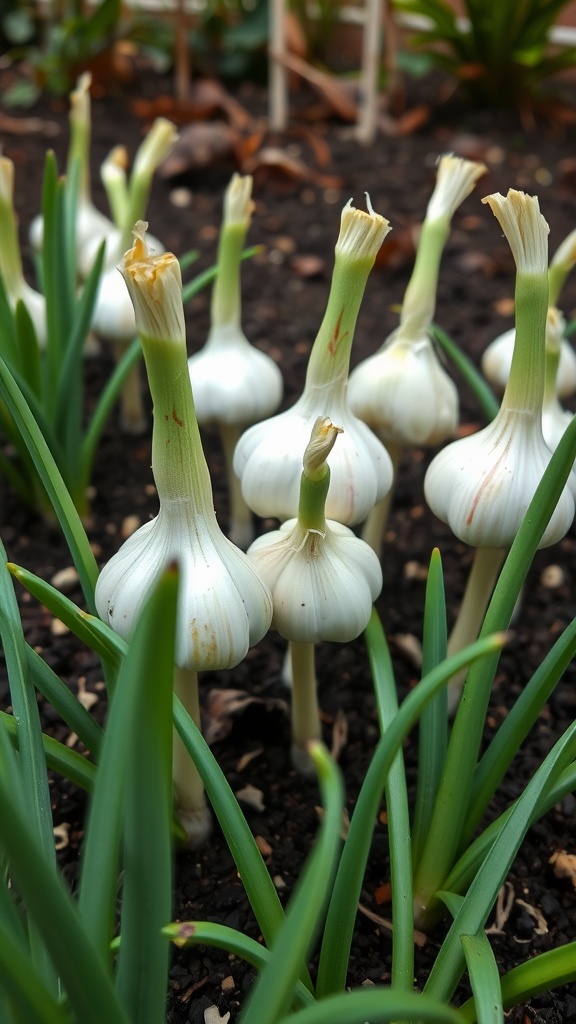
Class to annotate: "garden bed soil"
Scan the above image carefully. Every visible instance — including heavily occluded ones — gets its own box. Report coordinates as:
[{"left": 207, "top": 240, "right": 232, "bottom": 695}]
[{"left": 1, "top": 66, "right": 576, "bottom": 1023}]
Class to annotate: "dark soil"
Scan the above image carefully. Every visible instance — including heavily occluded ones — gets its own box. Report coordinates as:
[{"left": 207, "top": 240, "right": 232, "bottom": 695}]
[{"left": 1, "top": 62, "right": 576, "bottom": 1023}]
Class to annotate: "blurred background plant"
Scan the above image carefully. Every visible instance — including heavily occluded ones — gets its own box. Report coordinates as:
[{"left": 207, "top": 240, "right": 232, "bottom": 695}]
[{"left": 393, "top": 0, "right": 576, "bottom": 108}]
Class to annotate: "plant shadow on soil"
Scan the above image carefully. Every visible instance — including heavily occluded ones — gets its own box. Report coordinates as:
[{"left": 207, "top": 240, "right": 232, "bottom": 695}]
[{"left": 1, "top": 66, "right": 576, "bottom": 1022}]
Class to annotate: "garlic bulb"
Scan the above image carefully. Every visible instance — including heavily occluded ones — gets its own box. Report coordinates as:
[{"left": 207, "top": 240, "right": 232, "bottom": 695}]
[
  {"left": 349, "top": 155, "right": 485, "bottom": 445},
  {"left": 29, "top": 72, "right": 115, "bottom": 260},
  {"left": 96, "top": 224, "right": 272, "bottom": 841},
  {"left": 482, "top": 326, "right": 576, "bottom": 400},
  {"left": 189, "top": 175, "right": 283, "bottom": 548},
  {"left": 234, "top": 198, "right": 393, "bottom": 525},
  {"left": 349, "top": 328, "right": 458, "bottom": 447},
  {"left": 246, "top": 417, "right": 382, "bottom": 770},
  {"left": 189, "top": 174, "right": 282, "bottom": 426},
  {"left": 95, "top": 223, "right": 272, "bottom": 668},
  {"left": 0, "top": 156, "right": 46, "bottom": 347},
  {"left": 426, "top": 190, "right": 575, "bottom": 552},
  {"left": 349, "top": 154, "right": 484, "bottom": 556},
  {"left": 248, "top": 513, "right": 382, "bottom": 644},
  {"left": 425, "top": 407, "right": 574, "bottom": 549}
]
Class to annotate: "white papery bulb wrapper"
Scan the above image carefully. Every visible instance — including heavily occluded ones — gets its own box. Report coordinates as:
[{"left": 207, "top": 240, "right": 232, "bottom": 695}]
[
  {"left": 424, "top": 409, "right": 575, "bottom": 549},
  {"left": 189, "top": 325, "right": 283, "bottom": 424},
  {"left": 234, "top": 389, "right": 392, "bottom": 524},
  {"left": 247, "top": 518, "right": 382, "bottom": 643},
  {"left": 95, "top": 506, "right": 272, "bottom": 670},
  {"left": 348, "top": 329, "right": 459, "bottom": 446}
]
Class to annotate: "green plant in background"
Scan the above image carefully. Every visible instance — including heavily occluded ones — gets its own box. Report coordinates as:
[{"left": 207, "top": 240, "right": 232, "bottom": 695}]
[
  {"left": 0, "top": 149, "right": 140, "bottom": 518},
  {"left": 394, "top": 0, "right": 576, "bottom": 106},
  {"left": 1, "top": 0, "right": 171, "bottom": 105},
  {"left": 189, "top": 0, "right": 269, "bottom": 82}
]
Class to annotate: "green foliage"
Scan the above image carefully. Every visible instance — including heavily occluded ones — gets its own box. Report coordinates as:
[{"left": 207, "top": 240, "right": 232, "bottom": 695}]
[{"left": 393, "top": 0, "right": 576, "bottom": 105}]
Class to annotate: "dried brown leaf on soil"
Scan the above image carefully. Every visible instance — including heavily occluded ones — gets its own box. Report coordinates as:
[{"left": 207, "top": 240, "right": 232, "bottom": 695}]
[
  {"left": 243, "top": 146, "right": 344, "bottom": 191},
  {"left": 158, "top": 121, "right": 239, "bottom": 177},
  {"left": 271, "top": 50, "right": 358, "bottom": 122},
  {"left": 550, "top": 849, "right": 576, "bottom": 888},
  {"left": 131, "top": 78, "right": 253, "bottom": 130}
]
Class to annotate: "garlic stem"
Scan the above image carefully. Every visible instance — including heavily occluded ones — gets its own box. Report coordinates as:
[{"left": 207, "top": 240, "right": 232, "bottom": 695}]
[
  {"left": 115, "top": 340, "right": 147, "bottom": 436},
  {"left": 121, "top": 225, "right": 212, "bottom": 506},
  {"left": 483, "top": 191, "right": 549, "bottom": 415},
  {"left": 306, "top": 199, "right": 390, "bottom": 388},
  {"left": 361, "top": 440, "right": 403, "bottom": 556},
  {"left": 0, "top": 157, "right": 24, "bottom": 298},
  {"left": 173, "top": 666, "right": 211, "bottom": 846},
  {"left": 101, "top": 145, "right": 129, "bottom": 228},
  {"left": 548, "top": 226, "right": 576, "bottom": 307},
  {"left": 211, "top": 174, "right": 253, "bottom": 330},
  {"left": 219, "top": 421, "right": 254, "bottom": 549},
  {"left": 119, "top": 119, "right": 178, "bottom": 252},
  {"left": 289, "top": 641, "right": 321, "bottom": 774},
  {"left": 400, "top": 155, "right": 486, "bottom": 339},
  {"left": 446, "top": 546, "right": 506, "bottom": 715},
  {"left": 67, "top": 72, "right": 92, "bottom": 201}
]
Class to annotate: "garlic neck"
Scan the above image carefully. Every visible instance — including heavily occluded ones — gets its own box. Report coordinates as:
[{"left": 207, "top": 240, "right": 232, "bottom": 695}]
[
  {"left": 399, "top": 217, "right": 449, "bottom": 341},
  {"left": 502, "top": 271, "right": 548, "bottom": 415},
  {"left": 305, "top": 251, "right": 372, "bottom": 388},
  {"left": 143, "top": 333, "right": 214, "bottom": 509},
  {"left": 211, "top": 219, "right": 247, "bottom": 331}
]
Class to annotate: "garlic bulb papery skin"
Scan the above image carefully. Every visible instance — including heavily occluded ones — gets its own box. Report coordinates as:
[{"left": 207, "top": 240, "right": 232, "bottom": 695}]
[
  {"left": 349, "top": 328, "right": 458, "bottom": 447},
  {"left": 349, "top": 155, "right": 485, "bottom": 448},
  {"left": 189, "top": 174, "right": 283, "bottom": 426},
  {"left": 426, "top": 190, "right": 575, "bottom": 552},
  {"left": 246, "top": 417, "right": 382, "bottom": 771},
  {"left": 0, "top": 156, "right": 47, "bottom": 347},
  {"left": 234, "top": 198, "right": 393, "bottom": 525},
  {"left": 29, "top": 73, "right": 115, "bottom": 259},
  {"left": 95, "top": 224, "right": 272, "bottom": 842}
]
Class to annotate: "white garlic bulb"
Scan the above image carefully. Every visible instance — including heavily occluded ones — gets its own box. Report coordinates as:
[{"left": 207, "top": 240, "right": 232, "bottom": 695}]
[
  {"left": 424, "top": 407, "right": 575, "bottom": 549},
  {"left": 349, "top": 328, "right": 458, "bottom": 446},
  {"left": 234, "top": 197, "right": 393, "bottom": 525},
  {"left": 247, "top": 517, "right": 382, "bottom": 643},
  {"left": 96, "top": 507, "right": 272, "bottom": 670},
  {"left": 426, "top": 189, "right": 575, "bottom": 551},
  {"left": 95, "top": 223, "right": 273, "bottom": 671}
]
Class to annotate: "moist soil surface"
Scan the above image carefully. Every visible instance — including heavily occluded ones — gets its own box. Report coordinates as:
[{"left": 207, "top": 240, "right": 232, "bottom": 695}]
[{"left": 1, "top": 65, "right": 576, "bottom": 1023}]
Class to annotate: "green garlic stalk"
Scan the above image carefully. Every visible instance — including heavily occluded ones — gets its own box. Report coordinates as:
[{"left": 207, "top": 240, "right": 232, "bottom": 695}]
[
  {"left": 29, "top": 72, "right": 115, "bottom": 260},
  {"left": 95, "top": 223, "right": 273, "bottom": 844},
  {"left": 246, "top": 416, "right": 382, "bottom": 772},
  {"left": 424, "top": 189, "right": 575, "bottom": 714},
  {"left": 348, "top": 154, "right": 487, "bottom": 556},
  {"left": 188, "top": 174, "right": 283, "bottom": 548},
  {"left": 0, "top": 156, "right": 46, "bottom": 346},
  {"left": 482, "top": 224, "right": 576, "bottom": 399},
  {"left": 89, "top": 118, "right": 178, "bottom": 434},
  {"left": 234, "top": 198, "right": 392, "bottom": 526}
]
